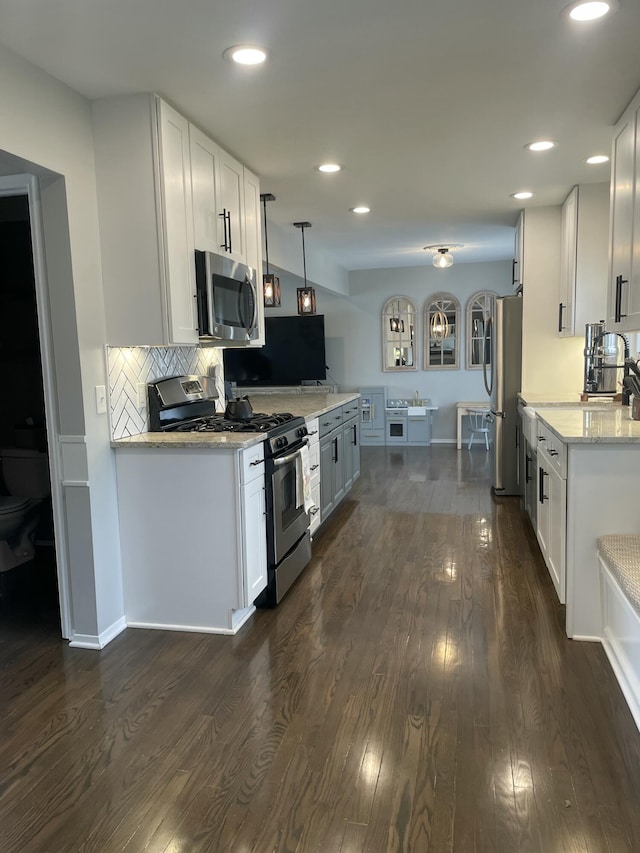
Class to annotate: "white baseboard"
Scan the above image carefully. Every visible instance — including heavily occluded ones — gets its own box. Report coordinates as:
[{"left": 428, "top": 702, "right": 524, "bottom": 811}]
[
  {"left": 69, "top": 616, "right": 127, "bottom": 650},
  {"left": 126, "top": 619, "right": 238, "bottom": 636},
  {"left": 430, "top": 438, "right": 457, "bottom": 444}
]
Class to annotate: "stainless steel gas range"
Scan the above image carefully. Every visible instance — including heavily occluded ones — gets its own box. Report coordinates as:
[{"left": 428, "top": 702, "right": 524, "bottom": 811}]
[{"left": 148, "top": 375, "right": 312, "bottom": 607}]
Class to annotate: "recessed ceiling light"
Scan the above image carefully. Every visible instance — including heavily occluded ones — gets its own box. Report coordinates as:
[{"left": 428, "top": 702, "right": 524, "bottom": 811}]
[
  {"left": 586, "top": 154, "right": 610, "bottom": 164},
  {"left": 511, "top": 191, "right": 534, "bottom": 200},
  {"left": 567, "top": 0, "right": 612, "bottom": 21},
  {"left": 526, "top": 140, "right": 556, "bottom": 152},
  {"left": 316, "top": 163, "right": 342, "bottom": 173},
  {"left": 350, "top": 206, "right": 370, "bottom": 214},
  {"left": 223, "top": 45, "right": 267, "bottom": 65}
]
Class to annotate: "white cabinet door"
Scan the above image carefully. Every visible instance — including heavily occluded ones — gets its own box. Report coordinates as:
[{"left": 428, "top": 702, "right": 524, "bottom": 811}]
[
  {"left": 513, "top": 210, "right": 525, "bottom": 291},
  {"left": 218, "top": 149, "right": 246, "bottom": 264},
  {"left": 241, "top": 475, "right": 267, "bottom": 606},
  {"left": 243, "top": 167, "right": 265, "bottom": 346},
  {"left": 546, "top": 463, "right": 566, "bottom": 604},
  {"left": 156, "top": 100, "right": 198, "bottom": 345},
  {"left": 536, "top": 452, "right": 566, "bottom": 604},
  {"left": 190, "top": 124, "right": 221, "bottom": 254},
  {"left": 608, "top": 98, "right": 639, "bottom": 330},
  {"left": 558, "top": 186, "right": 578, "bottom": 336}
]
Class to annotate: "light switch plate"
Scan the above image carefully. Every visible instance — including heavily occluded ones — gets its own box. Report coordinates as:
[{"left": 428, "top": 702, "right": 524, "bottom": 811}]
[{"left": 95, "top": 385, "right": 107, "bottom": 415}]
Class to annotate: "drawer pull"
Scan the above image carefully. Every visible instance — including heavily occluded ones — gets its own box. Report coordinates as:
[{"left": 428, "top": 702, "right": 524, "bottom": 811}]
[
  {"left": 308, "top": 430, "right": 318, "bottom": 436},
  {"left": 309, "top": 506, "right": 320, "bottom": 516},
  {"left": 249, "top": 459, "right": 264, "bottom": 467},
  {"left": 549, "top": 449, "right": 558, "bottom": 457},
  {"left": 310, "top": 464, "right": 319, "bottom": 471}
]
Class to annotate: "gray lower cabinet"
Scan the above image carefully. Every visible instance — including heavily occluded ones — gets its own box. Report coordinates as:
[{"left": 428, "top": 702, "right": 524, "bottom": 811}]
[
  {"left": 319, "top": 401, "right": 361, "bottom": 525},
  {"left": 320, "top": 426, "right": 344, "bottom": 519}
]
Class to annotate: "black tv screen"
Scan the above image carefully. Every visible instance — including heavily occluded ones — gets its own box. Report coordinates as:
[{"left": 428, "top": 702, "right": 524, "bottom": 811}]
[{"left": 224, "top": 315, "right": 327, "bottom": 385}]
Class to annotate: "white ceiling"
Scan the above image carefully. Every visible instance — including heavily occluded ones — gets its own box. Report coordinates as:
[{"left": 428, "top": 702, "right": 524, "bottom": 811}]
[{"left": 1, "top": 0, "right": 639, "bottom": 271}]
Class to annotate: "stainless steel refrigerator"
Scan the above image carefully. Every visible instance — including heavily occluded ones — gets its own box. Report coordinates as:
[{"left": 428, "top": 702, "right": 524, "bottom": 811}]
[{"left": 482, "top": 295, "right": 523, "bottom": 495}]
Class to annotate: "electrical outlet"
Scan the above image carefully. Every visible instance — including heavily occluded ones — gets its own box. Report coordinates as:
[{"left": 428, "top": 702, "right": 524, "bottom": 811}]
[
  {"left": 95, "top": 385, "right": 107, "bottom": 415},
  {"left": 136, "top": 383, "right": 146, "bottom": 409}
]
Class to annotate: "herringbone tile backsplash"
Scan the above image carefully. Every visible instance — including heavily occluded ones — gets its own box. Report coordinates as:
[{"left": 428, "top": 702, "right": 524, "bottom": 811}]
[{"left": 107, "top": 346, "right": 224, "bottom": 439}]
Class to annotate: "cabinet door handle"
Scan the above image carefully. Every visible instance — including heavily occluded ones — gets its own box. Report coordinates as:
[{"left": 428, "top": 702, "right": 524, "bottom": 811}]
[
  {"left": 538, "top": 466, "right": 548, "bottom": 504},
  {"left": 219, "top": 208, "right": 231, "bottom": 252},
  {"left": 332, "top": 436, "right": 339, "bottom": 463},
  {"left": 309, "top": 506, "right": 320, "bottom": 516},
  {"left": 352, "top": 424, "right": 357, "bottom": 446},
  {"left": 615, "top": 274, "right": 628, "bottom": 323},
  {"left": 549, "top": 449, "right": 558, "bottom": 457},
  {"left": 538, "top": 435, "right": 545, "bottom": 442},
  {"left": 525, "top": 453, "right": 532, "bottom": 483},
  {"left": 558, "top": 302, "right": 565, "bottom": 333},
  {"left": 310, "top": 464, "right": 319, "bottom": 471},
  {"left": 308, "top": 430, "right": 318, "bottom": 436},
  {"left": 512, "top": 258, "right": 517, "bottom": 286}
]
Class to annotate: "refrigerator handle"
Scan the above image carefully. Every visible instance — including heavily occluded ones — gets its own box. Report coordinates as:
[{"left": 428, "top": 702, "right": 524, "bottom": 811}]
[{"left": 482, "top": 315, "right": 493, "bottom": 396}]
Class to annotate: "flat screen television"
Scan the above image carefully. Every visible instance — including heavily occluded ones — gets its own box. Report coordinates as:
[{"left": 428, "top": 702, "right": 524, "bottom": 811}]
[{"left": 223, "top": 315, "right": 327, "bottom": 385}]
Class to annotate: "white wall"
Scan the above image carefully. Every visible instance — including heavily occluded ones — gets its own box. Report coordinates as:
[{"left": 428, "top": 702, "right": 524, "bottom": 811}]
[
  {"left": 267, "top": 260, "right": 513, "bottom": 440},
  {"left": 0, "top": 44, "right": 123, "bottom": 644}
]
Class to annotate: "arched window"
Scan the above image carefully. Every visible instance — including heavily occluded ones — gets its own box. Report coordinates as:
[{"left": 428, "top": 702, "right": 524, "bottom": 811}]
[
  {"left": 381, "top": 296, "right": 416, "bottom": 371},
  {"left": 466, "top": 291, "right": 497, "bottom": 369},
  {"left": 424, "top": 293, "right": 460, "bottom": 369}
]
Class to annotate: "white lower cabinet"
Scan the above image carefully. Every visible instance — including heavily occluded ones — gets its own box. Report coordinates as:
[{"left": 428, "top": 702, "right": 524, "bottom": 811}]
[
  {"left": 535, "top": 420, "right": 567, "bottom": 604},
  {"left": 239, "top": 449, "right": 268, "bottom": 606},
  {"left": 306, "top": 417, "right": 321, "bottom": 535},
  {"left": 115, "top": 442, "right": 267, "bottom": 634}
]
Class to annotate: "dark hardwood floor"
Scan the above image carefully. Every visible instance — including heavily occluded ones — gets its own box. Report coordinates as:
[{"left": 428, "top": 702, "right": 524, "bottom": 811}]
[{"left": 2, "top": 446, "right": 640, "bottom": 852}]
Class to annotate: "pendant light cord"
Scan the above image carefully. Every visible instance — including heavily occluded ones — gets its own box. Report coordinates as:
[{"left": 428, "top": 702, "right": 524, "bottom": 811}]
[
  {"left": 262, "top": 195, "right": 270, "bottom": 275},
  {"left": 301, "top": 225, "right": 307, "bottom": 286}
]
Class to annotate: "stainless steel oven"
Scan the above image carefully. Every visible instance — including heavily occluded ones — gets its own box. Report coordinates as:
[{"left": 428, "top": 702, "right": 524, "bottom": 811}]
[{"left": 259, "top": 427, "right": 312, "bottom": 606}]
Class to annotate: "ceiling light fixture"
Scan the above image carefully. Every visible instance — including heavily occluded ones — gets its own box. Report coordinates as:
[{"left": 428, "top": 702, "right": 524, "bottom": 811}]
[
  {"left": 526, "top": 140, "right": 556, "bottom": 151},
  {"left": 567, "top": 0, "right": 612, "bottom": 20},
  {"left": 223, "top": 45, "right": 267, "bottom": 65},
  {"left": 511, "top": 191, "right": 534, "bottom": 200},
  {"left": 350, "top": 206, "right": 370, "bottom": 214},
  {"left": 586, "top": 154, "right": 610, "bottom": 164},
  {"left": 316, "top": 163, "right": 342, "bottom": 173},
  {"left": 423, "top": 243, "right": 464, "bottom": 269},
  {"left": 260, "top": 193, "right": 280, "bottom": 308},
  {"left": 294, "top": 221, "right": 316, "bottom": 315}
]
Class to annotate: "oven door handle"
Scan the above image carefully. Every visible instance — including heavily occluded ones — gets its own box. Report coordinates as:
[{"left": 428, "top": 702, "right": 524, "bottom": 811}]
[{"left": 272, "top": 439, "right": 309, "bottom": 467}]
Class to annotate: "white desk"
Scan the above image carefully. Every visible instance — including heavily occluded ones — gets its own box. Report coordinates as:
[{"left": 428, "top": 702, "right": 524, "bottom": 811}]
[{"left": 456, "top": 401, "right": 490, "bottom": 450}]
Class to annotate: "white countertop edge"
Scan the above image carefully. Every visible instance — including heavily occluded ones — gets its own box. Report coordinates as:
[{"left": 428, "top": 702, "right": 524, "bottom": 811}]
[{"left": 536, "top": 408, "right": 640, "bottom": 444}]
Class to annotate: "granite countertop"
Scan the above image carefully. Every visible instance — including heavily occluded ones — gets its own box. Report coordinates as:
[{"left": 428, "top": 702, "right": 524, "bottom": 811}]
[
  {"left": 113, "top": 392, "right": 360, "bottom": 450},
  {"left": 536, "top": 406, "right": 640, "bottom": 443},
  {"left": 518, "top": 391, "right": 618, "bottom": 407}
]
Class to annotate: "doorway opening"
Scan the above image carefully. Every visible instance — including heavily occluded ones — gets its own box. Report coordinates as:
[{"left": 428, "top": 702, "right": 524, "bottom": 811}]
[{"left": 0, "top": 194, "right": 60, "bottom": 636}]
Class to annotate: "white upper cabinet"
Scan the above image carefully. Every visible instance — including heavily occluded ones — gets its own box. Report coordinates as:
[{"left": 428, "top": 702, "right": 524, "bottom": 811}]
[
  {"left": 243, "top": 167, "right": 265, "bottom": 346},
  {"left": 93, "top": 93, "right": 263, "bottom": 347},
  {"left": 217, "top": 149, "right": 246, "bottom": 264},
  {"left": 513, "top": 210, "right": 525, "bottom": 292},
  {"left": 93, "top": 93, "right": 198, "bottom": 346},
  {"left": 189, "top": 124, "right": 221, "bottom": 254},
  {"left": 558, "top": 183, "right": 608, "bottom": 337},
  {"left": 608, "top": 89, "right": 640, "bottom": 331}
]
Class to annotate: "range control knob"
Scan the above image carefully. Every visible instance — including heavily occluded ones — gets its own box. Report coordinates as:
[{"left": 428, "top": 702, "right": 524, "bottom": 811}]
[
  {"left": 275, "top": 436, "right": 288, "bottom": 449},
  {"left": 296, "top": 426, "right": 308, "bottom": 438}
]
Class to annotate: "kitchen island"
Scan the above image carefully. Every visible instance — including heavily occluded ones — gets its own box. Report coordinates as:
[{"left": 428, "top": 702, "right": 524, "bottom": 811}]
[
  {"left": 113, "top": 391, "right": 359, "bottom": 636},
  {"left": 527, "top": 401, "right": 640, "bottom": 642}
]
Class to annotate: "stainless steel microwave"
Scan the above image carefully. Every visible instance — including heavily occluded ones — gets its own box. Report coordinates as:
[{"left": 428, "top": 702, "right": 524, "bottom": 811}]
[{"left": 194, "top": 251, "right": 259, "bottom": 344}]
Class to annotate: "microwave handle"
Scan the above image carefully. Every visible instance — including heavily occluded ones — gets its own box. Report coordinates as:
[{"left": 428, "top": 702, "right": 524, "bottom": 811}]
[
  {"left": 239, "top": 273, "right": 258, "bottom": 335},
  {"left": 195, "top": 251, "right": 212, "bottom": 336}
]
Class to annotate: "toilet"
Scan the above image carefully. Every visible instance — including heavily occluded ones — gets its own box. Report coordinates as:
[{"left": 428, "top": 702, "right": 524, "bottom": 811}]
[{"left": 0, "top": 447, "right": 50, "bottom": 573}]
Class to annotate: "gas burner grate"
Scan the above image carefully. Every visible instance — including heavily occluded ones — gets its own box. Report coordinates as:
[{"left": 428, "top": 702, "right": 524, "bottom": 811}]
[{"left": 177, "top": 412, "right": 296, "bottom": 434}]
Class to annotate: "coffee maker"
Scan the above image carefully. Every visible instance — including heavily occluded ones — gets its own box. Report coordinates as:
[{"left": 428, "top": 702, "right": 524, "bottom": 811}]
[{"left": 583, "top": 322, "right": 629, "bottom": 397}]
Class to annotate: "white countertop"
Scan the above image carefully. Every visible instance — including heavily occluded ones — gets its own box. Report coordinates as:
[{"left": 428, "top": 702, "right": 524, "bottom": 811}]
[
  {"left": 518, "top": 391, "right": 617, "bottom": 407},
  {"left": 535, "top": 406, "right": 640, "bottom": 443},
  {"left": 113, "top": 392, "right": 359, "bottom": 449}
]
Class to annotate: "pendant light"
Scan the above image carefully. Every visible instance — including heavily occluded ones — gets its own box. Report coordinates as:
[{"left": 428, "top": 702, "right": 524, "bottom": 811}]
[
  {"left": 260, "top": 193, "right": 281, "bottom": 307},
  {"left": 294, "top": 221, "right": 316, "bottom": 314}
]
